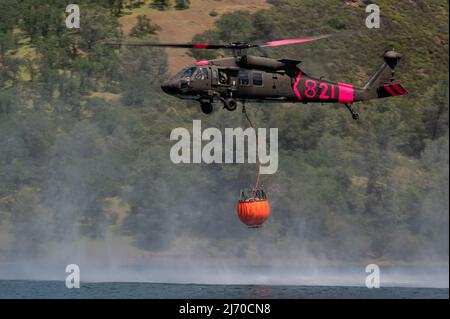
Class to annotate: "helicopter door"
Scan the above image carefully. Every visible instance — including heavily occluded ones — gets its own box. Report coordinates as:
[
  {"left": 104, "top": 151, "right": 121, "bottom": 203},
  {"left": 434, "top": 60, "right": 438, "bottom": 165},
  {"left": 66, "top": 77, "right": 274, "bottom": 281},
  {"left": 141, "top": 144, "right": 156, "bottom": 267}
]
[
  {"left": 212, "top": 67, "right": 239, "bottom": 98},
  {"left": 218, "top": 69, "right": 231, "bottom": 86},
  {"left": 211, "top": 67, "right": 230, "bottom": 86},
  {"left": 191, "top": 67, "right": 210, "bottom": 91},
  {"left": 212, "top": 68, "right": 238, "bottom": 86}
]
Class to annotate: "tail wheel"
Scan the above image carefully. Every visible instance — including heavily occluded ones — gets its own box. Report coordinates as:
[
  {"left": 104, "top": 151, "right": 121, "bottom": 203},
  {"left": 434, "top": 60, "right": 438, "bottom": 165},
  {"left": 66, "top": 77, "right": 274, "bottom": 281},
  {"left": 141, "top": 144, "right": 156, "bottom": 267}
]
[
  {"left": 224, "top": 98, "right": 237, "bottom": 111},
  {"left": 200, "top": 102, "right": 213, "bottom": 114},
  {"left": 345, "top": 103, "right": 359, "bottom": 120}
]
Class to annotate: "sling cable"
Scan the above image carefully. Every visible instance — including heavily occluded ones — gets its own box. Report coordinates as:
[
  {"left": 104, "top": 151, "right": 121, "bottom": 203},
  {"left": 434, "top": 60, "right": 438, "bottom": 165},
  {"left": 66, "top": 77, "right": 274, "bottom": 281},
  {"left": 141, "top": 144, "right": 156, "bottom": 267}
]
[{"left": 237, "top": 103, "right": 270, "bottom": 228}]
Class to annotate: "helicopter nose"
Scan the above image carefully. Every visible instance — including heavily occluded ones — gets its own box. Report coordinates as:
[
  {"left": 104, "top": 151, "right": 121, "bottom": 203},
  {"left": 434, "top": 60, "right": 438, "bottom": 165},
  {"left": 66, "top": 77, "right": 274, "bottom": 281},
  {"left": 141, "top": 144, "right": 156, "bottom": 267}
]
[{"left": 161, "top": 80, "right": 178, "bottom": 94}]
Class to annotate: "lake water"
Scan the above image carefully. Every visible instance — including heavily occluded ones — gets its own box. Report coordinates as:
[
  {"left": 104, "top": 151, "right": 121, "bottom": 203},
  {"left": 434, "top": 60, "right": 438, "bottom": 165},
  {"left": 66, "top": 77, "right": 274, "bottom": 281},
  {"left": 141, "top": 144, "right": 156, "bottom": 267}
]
[{"left": 0, "top": 280, "right": 448, "bottom": 299}]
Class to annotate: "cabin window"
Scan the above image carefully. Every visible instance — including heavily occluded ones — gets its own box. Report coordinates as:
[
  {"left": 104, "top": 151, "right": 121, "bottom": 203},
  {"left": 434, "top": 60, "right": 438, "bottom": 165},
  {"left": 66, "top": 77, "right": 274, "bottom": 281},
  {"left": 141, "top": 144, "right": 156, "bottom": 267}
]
[
  {"left": 238, "top": 71, "right": 250, "bottom": 86},
  {"left": 253, "top": 72, "right": 263, "bottom": 86}
]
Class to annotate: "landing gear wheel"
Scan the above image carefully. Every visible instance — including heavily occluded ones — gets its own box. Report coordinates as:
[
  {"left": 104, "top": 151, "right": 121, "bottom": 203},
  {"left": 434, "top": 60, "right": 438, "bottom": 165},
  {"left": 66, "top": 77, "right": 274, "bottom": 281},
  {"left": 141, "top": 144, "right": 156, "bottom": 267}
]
[
  {"left": 224, "top": 98, "right": 237, "bottom": 111},
  {"left": 345, "top": 103, "right": 359, "bottom": 120},
  {"left": 201, "top": 102, "right": 213, "bottom": 114}
]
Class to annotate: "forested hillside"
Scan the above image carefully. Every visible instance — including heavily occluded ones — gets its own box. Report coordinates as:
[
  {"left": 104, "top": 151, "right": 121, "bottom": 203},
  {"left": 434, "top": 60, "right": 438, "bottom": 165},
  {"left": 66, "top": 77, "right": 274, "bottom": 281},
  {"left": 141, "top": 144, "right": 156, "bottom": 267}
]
[{"left": 0, "top": 0, "right": 448, "bottom": 267}]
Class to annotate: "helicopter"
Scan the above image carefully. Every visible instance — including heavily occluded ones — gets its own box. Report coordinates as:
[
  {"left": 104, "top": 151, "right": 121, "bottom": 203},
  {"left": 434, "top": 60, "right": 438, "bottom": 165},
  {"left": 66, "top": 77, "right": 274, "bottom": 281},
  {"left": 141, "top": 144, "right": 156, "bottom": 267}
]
[{"left": 110, "top": 35, "right": 408, "bottom": 119}]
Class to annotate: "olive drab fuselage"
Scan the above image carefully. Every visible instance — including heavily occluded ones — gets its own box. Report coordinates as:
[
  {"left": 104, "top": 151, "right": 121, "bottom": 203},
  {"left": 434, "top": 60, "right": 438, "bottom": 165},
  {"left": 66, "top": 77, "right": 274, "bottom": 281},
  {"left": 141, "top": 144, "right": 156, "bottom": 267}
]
[
  {"left": 162, "top": 56, "right": 363, "bottom": 103},
  {"left": 160, "top": 52, "right": 407, "bottom": 119}
]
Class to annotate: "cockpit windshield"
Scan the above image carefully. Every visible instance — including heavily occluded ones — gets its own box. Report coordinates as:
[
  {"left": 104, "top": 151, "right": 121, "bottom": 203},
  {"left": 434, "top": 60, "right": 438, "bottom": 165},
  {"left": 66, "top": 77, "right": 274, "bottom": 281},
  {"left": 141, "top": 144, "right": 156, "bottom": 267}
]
[{"left": 176, "top": 66, "right": 197, "bottom": 79}]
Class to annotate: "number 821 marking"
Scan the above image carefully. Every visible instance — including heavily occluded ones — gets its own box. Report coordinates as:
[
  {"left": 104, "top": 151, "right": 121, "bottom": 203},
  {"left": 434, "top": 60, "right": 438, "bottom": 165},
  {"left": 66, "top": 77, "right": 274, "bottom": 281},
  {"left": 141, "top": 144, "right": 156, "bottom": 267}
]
[{"left": 304, "top": 80, "right": 336, "bottom": 100}]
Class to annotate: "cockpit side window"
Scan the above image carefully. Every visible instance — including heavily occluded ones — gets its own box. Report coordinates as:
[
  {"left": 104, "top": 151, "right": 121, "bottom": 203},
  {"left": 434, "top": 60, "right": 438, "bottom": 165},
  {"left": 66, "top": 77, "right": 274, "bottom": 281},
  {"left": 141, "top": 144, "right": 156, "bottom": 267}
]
[{"left": 195, "top": 67, "right": 208, "bottom": 80}]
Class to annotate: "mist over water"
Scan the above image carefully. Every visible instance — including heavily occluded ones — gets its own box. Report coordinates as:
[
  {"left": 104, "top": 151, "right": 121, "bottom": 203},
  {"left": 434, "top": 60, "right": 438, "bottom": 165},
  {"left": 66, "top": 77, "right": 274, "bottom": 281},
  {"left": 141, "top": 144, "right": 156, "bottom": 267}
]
[{"left": 0, "top": 222, "right": 448, "bottom": 288}]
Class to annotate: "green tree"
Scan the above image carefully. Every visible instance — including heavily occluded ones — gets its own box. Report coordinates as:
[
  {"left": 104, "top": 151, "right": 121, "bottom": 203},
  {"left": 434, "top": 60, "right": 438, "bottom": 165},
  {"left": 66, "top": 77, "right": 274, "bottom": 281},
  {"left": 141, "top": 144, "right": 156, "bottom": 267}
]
[
  {"left": 129, "top": 15, "right": 161, "bottom": 38},
  {"left": 175, "top": 0, "right": 190, "bottom": 10},
  {"left": 108, "top": 0, "right": 125, "bottom": 16},
  {"left": 151, "top": 0, "right": 171, "bottom": 11}
]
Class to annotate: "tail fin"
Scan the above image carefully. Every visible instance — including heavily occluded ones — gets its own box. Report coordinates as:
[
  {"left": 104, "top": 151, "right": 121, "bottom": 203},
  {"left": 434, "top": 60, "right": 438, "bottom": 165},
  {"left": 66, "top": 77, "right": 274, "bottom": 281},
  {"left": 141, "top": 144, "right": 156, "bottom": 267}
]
[{"left": 363, "top": 51, "right": 408, "bottom": 99}]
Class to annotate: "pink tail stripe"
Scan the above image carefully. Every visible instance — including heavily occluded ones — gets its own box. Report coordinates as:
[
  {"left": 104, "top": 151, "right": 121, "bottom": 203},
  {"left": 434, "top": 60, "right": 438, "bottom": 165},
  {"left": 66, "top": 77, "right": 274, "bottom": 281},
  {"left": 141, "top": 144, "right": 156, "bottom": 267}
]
[
  {"left": 338, "top": 82, "right": 354, "bottom": 103},
  {"left": 392, "top": 83, "right": 407, "bottom": 95},
  {"left": 384, "top": 84, "right": 398, "bottom": 96},
  {"left": 293, "top": 71, "right": 303, "bottom": 101}
]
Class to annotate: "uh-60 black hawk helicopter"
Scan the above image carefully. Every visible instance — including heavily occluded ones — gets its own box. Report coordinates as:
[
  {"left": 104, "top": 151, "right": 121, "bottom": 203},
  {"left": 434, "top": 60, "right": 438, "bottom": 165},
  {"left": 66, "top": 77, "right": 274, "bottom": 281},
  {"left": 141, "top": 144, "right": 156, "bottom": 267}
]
[{"left": 111, "top": 34, "right": 408, "bottom": 119}]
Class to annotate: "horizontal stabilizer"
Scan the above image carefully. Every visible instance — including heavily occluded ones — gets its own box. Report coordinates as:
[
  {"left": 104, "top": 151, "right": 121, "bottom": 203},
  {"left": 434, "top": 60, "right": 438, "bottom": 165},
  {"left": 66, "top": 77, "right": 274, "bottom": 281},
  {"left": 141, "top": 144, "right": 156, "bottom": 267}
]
[{"left": 377, "top": 83, "right": 408, "bottom": 98}]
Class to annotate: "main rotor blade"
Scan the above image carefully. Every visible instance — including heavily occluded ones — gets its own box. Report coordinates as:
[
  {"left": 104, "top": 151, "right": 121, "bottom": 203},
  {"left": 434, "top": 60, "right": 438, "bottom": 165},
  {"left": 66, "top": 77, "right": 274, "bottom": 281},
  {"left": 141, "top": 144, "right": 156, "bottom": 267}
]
[
  {"left": 102, "top": 32, "right": 350, "bottom": 50},
  {"left": 102, "top": 40, "right": 239, "bottom": 50},
  {"left": 260, "top": 34, "right": 332, "bottom": 47}
]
